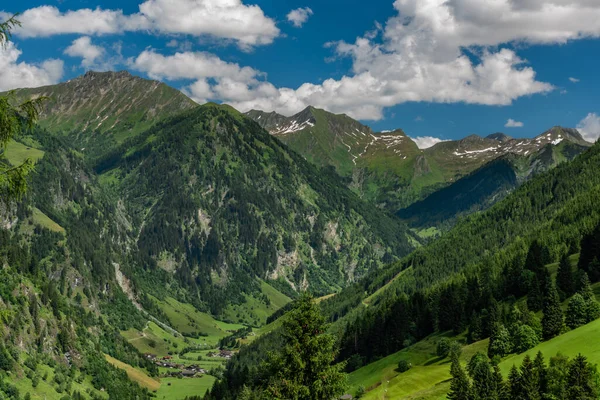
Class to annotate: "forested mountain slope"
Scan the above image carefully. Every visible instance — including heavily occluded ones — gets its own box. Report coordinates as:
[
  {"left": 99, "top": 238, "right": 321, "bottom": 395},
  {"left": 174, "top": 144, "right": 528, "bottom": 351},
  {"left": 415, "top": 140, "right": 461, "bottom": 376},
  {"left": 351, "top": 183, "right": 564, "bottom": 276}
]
[
  {"left": 95, "top": 103, "right": 414, "bottom": 314},
  {"left": 0, "top": 133, "right": 157, "bottom": 399}
]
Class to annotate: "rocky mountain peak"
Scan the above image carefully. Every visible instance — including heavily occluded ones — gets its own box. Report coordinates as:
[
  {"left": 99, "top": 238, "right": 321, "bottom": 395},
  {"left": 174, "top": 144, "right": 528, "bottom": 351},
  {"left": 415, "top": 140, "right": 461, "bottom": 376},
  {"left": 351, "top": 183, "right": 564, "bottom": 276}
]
[{"left": 486, "top": 133, "right": 513, "bottom": 142}]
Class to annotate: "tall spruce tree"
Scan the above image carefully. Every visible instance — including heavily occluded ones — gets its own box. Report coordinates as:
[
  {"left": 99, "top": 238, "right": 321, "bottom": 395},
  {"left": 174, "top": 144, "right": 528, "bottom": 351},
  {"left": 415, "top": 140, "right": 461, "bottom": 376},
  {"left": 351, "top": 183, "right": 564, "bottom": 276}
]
[
  {"left": 556, "top": 254, "right": 575, "bottom": 300},
  {"left": 580, "top": 272, "right": 596, "bottom": 301},
  {"left": 528, "top": 275, "right": 545, "bottom": 312},
  {"left": 520, "top": 355, "right": 541, "bottom": 400},
  {"left": 508, "top": 364, "right": 523, "bottom": 400},
  {"left": 547, "top": 353, "right": 570, "bottom": 400},
  {"left": 567, "top": 354, "right": 599, "bottom": 399},
  {"left": 488, "top": 323, "right": 512, "bottom": 358},
  {"left": 533, "top": 352, "right": 548, "bottom": 396},
  {"left": 578, "top": 223, "right": 600, "bottom": 282},
  {"left": 468, "top": 352, "right": 496, "bottom": 399},
  {"left": 566, "top": 293, "right": 589, "bottom": 329},
  {"left": 542, "top": 283, "right": 563, "bottom": 340},
  {"left": 492, "top": 361, "right": 509, "bottom": 400},
  {"left": 580, "top": 273, "right": 600, "bottom": 324},
  {"left": 265, "top": 293, "right": 347, "bottom": 400},
  {"left": 448, "top": 352, "right": 471, "bottom": 400}
]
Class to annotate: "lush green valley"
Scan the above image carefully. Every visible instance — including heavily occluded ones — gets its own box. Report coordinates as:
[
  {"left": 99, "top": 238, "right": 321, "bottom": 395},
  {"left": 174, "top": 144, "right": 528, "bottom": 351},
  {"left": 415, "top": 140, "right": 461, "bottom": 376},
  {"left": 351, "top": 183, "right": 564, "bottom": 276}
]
[{"left": 2, "top": 67, "right": 600, "bottom": 400}]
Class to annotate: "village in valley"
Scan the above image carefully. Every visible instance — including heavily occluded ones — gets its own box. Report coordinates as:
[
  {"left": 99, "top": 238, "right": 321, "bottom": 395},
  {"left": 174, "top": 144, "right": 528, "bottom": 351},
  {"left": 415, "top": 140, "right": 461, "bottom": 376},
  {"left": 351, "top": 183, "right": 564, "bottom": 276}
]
[{"left": 144, "top": 349, "right": 235, "bottom": 378}]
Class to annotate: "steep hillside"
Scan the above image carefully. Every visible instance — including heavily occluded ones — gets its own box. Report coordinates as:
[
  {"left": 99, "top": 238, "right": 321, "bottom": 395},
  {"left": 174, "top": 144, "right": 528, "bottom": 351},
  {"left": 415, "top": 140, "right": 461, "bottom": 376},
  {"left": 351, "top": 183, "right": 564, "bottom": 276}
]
[
  {"left": 0, "top": 132, "right": 160, "bottom": 399},
  {"left": 97, "top": 103, "right": 414, "bottom": 315},
  {"left": 10, "top": 71, "right": 197, "bottom": 159}
]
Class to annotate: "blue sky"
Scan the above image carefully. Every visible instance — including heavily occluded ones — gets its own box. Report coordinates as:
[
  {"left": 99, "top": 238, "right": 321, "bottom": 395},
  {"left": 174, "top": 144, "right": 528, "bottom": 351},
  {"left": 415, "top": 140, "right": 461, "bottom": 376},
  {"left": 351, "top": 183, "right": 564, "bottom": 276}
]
[{"left": 2, "top": 0, "right": 600, "bottom": 146}]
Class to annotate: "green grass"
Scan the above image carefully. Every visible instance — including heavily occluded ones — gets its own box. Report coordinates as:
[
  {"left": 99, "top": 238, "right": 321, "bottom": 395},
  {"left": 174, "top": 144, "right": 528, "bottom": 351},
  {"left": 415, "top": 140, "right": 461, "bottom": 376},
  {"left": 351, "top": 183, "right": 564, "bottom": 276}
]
[
  {"left": 238, "top": 317, "right": 285, "bottom": 346},
  {"left": 414, "top": 227, "right": 441, "bottom": 240},
  {"left": 104, "top": 353, "right": 218, "bottom": 399},
  {"left": 105, "top": 354, "right": 161, "bottom": 391},
  {"left": 123, "top": 321, "right": 189, "bottom": 357},
  {"left": 499, "top": 317, "right": 600, "bottom": 376},
  {"left": 363, "top": 267, "right": 413, "bottom": 306},
  {"left": 3, "top": 140, "right": 44, "bottom": 166},
  {"left": 154, "top": 297, "right": 244, "bottom": 345},
  {"left": 155, "top": 376, "right": 216, "bottom": 400},
  {"left": 349, "top": 332, "right": 489, "bottom": 400},
  {"left": 174, "top": 350, "right": 228, "bottom": 371},
  {"left": 32, "top": 208, "right": 65, "bottom": 233},
  {"left": 223, "top": 281, "right": 292, "bottom": 326}
]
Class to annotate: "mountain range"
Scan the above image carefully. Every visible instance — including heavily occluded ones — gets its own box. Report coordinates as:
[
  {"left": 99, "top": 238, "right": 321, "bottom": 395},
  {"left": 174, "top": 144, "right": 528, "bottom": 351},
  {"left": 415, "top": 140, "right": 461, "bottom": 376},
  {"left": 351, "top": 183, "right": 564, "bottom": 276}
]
[{"left": 246, "top": 107, "right": 591, "bottom": 211}]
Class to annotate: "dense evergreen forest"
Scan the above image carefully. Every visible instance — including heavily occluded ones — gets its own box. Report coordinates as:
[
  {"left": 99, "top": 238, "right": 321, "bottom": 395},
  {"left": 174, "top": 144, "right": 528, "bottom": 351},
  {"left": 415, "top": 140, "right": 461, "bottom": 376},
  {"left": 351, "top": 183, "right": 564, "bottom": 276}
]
[{"left": 448, "top": 350, "right": 599, "bottom": 400}]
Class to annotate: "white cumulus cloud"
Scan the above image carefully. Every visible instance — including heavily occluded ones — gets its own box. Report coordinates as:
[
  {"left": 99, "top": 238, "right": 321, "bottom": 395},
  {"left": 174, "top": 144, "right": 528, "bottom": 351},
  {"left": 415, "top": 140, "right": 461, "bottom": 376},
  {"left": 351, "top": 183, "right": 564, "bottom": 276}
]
[
  {"left": 129, "top": 50, "right": 264, "bottom": 103},
  {"left": 577, "top": 113, "right": 600, "bottom": 142},
  {"left": 8, "top": 0, "right": 280, "bottom": 49},
  {"left": 287, "top": 7, "right": 313, "bottom": 28},
  {"left": 569, "top": 77, "right": 580, "bottom": 83},
  {"left": 0, "top": 41, "right": 63, "bottom": 91},
  {"left": 23, "top": 0, "right": 600, "bottom": 119},
  {"left": 64, "top": 36, "right": 105, "bottom": 68},
  {"left": 505, "top": 119, "right": 524, "bottom": 128},
  {"left": 410, "top": 136, "right": 449, "bottom": 149},
  {"left": 138, "top": 0, "right": 279, "bottom": 49}
]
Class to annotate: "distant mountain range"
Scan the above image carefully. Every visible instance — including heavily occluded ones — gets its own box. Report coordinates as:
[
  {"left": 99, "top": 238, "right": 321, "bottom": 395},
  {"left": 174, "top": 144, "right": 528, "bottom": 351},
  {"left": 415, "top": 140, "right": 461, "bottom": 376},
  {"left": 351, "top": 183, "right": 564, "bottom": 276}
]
[{"left": 246, "top": 106, "right": 591, "bottom": 213}]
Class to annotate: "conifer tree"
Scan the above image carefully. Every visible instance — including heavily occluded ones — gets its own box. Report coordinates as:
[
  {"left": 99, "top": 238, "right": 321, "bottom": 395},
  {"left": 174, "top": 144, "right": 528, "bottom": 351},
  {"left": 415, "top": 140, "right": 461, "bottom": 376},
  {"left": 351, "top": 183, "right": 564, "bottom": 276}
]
[
  {"left": 520, "top": 355, "right": 541, "bottom": 400},
  {"left": 265, "top": 293, "right": 347, "bottom": 400},
  {"left": 556, "top": 253, "right": 575, "bottom": 300},
  {"left": 533, "top": 351, "right": 547, "bottom": 395},
  {"left": 528, "top": 275, "right": 544, "bottom": 312},
  {"left": 488, "top": 323, "right": 512, "bottom": 358},
  {"left": 448, "top": 352, "right": 471, "bottom": 400},
  {"left": 525, "top": 241, "right": 547, "bottom": 273},
  {"left": 580, "top": 272, "right": 595, "bottom": 301},
  {"left": 578, "top": 273, "right": 600, "bottom": 324},
  {"left": 566, "top": 293, "right": 589, "bottom": 329},
  {"left": 547, "top": 353, "right": 569, "bottom": 400},
  {"left": 578, "top": 224, "right": 600, "bottom": 282},
  {"left": 468, "top": 352, "right": 496, "bottom": 399},
  {"left": 567, "top": 354, "right": 599, "bottom": 399},
  {"left": 0, "top": 15, "right": 46, "bottom": 202},
  {"left": 542, "top": 283, "right": 563, "bottom": 340},
  {"left": 492, "top": 361, "right": 509, "bottom": 400},
  {"left": 508, "top": 364, "right": 522, "bottom": 400}
]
